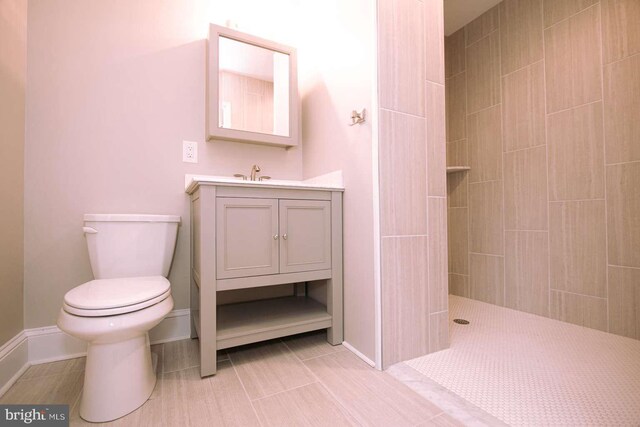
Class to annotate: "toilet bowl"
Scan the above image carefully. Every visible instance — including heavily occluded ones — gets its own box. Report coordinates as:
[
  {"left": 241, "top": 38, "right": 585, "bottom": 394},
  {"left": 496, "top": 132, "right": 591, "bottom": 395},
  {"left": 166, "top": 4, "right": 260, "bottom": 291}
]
[{"left": 57, "top": 214, "right": 180, "bottom": 423}]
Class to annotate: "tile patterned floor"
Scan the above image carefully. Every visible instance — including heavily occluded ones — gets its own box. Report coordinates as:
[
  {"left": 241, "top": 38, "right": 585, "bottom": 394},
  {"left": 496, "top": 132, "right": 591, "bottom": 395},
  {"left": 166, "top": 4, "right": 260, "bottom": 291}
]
[
  {"left": 0, "top": 332, "right": 463, "bottom": 426},
  {"left": 404, "top": 296, "right": 640, "bottom": 426}
]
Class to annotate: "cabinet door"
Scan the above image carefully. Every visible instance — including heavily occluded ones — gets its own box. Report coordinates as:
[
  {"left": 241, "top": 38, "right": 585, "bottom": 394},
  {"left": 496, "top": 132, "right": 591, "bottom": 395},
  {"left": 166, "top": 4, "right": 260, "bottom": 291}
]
[
  {"left": 279, "top": 200, "right": 331, "bottom": 274},
  {"left": 216, "top": 198, "right": 279, "bottom": 279}
]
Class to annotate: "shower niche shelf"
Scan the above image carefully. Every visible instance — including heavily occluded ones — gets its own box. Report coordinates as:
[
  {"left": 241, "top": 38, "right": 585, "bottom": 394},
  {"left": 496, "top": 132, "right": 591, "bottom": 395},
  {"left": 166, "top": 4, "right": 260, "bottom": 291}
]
[{"left": 447, "top": 166, "right": 471, "bottom": 174}]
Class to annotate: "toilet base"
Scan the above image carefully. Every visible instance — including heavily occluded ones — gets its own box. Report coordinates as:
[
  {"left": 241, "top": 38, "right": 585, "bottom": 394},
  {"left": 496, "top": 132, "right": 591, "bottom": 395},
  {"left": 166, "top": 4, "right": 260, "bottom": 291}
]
[{"left": 80, "top": 333, "right": 156, "bottom": 422}]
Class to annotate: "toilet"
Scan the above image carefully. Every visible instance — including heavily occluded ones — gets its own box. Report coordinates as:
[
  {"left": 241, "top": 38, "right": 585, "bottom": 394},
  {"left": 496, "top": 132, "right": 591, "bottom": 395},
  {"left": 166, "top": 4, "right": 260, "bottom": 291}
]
[{"left": 57, "top": 214, "right": 180, "bottom": 423}]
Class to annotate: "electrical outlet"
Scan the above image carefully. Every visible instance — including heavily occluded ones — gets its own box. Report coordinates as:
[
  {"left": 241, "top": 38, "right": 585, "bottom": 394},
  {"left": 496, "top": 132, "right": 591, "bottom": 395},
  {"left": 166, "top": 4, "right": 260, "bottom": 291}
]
[{"left": 183, "top": 141, "right": 197, "bottom": 163}]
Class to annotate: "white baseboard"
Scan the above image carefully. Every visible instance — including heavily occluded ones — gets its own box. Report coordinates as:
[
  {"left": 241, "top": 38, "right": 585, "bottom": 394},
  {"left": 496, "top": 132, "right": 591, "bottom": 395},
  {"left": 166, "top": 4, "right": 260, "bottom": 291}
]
[
  {"left": 0, "top": 309, "right": 191, "bottom": 396},
  {"left": 342, "top": 341, "right": 376, "bottom": 368}
]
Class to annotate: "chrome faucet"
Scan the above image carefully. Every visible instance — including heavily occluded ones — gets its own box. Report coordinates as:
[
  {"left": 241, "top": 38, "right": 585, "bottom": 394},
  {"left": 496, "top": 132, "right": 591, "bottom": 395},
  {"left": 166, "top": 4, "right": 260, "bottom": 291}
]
[{"left": 250, "top": 164, "right": 261, "bottom": 181}]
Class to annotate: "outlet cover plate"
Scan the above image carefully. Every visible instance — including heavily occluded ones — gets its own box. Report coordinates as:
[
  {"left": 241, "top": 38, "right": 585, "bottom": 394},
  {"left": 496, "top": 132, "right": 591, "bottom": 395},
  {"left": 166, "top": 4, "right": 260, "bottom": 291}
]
[{"left": 183, "top": 141, "right": 198, "bottom": 163}]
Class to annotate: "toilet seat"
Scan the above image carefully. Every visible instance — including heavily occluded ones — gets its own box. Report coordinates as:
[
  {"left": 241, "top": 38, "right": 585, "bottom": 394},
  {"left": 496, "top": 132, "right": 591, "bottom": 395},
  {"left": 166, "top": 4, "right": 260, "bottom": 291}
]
[{"left": 63, "top": 276, "right": 171, "bottom": 317}]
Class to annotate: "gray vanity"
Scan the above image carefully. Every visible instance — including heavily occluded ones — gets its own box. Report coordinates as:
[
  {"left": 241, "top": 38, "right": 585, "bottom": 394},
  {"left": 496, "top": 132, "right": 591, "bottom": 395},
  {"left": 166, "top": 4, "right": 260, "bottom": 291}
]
[{"left": 186, "top": 176, "right": 344, "bottom": 377}]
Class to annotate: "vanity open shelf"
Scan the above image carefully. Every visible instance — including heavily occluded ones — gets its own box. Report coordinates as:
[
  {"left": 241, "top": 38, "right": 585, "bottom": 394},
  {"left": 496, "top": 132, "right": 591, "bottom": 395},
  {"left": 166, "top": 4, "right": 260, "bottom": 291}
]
[{"left": 186, "top": 175, "right": 344, "bottom": 377}]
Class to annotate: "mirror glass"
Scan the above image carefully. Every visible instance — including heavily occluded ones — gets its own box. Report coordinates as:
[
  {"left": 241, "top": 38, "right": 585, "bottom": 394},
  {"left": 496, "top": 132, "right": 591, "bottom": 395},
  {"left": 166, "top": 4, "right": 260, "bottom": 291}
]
[{"left": 218, "top": 36, "right": 290, "bottom": 137}]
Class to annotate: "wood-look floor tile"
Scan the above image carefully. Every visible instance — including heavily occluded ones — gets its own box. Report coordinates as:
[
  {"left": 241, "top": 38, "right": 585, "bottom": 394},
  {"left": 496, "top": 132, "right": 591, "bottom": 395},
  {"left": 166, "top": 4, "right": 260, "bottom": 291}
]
[
  {"left": 162, "top": 362, "right": 260, "bottom": 427},
  {"left": 0, "top": 370, "right": 83, "bottom": 405},
  {"left": 253, "top": 382, "right": 358, "bottom": 427},
  {"left": 421, "top": 412, "right": 466, "bottom": 426},
  {"left": 20, "top": 357, "right": 85, "bottom": 381},
  {"left": 227, "top": 340, "right": 315, "bottom": 400},
  {"left": 305, "top": 351, "right": 443, "bottom": 427},
  {"left": 282, "top": 331, "right": 346, "bottom": 361},
  {"left": 162, "top": 338, "right": 200, "bottom": 373}
]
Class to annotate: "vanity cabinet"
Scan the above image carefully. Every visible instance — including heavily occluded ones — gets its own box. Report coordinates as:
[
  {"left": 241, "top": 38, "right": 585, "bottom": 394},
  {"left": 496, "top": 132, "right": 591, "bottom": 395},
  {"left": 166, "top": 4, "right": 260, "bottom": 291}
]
[{"left": 187, "top": 179, "right": 343, "bottom": 377}]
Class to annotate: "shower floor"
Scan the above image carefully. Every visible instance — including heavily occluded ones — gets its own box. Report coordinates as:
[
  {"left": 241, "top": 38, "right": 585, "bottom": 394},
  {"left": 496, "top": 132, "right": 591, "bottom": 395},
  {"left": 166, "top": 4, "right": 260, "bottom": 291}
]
[{"left": 399, "top": 295, "right": 640, "bottom": 426}]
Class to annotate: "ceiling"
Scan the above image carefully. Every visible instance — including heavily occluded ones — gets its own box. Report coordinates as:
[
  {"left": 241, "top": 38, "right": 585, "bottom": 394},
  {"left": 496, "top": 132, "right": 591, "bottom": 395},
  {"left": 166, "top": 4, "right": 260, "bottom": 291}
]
[{"left": 444, "top": 0, "right": 502, "bottom": 36}]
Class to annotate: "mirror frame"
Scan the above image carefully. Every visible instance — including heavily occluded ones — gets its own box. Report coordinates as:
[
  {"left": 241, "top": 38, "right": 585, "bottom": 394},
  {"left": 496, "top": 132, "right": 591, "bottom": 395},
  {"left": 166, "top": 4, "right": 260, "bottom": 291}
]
[{"left": 207, "top": 24, "right": 300, "bottom": 148}]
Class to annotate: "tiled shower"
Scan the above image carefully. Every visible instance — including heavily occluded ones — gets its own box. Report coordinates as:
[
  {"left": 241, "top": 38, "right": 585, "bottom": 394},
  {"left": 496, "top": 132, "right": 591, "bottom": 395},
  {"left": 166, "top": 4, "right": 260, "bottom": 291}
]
[{"left": 445, "top": 0, "right": 640, "bottom": 340}]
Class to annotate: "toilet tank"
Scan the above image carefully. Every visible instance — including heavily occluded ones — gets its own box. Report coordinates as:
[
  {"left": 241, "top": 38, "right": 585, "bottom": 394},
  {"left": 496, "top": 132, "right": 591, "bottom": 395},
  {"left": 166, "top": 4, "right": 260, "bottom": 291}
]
[{"left": 83, "top": 214, "right": 181, "bottom": 279}]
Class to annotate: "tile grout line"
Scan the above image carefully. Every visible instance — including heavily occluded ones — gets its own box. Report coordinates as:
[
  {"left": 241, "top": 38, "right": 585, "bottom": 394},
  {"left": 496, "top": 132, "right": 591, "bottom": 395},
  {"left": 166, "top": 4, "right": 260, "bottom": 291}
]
[
  {"left": 598, "top": 0, "right": 611, "bottom": 333},
  {"left": 226, "top": 349, "right": 265, "bottom": 427},
  {"left": 497, "top": 12, "right": 506, "bottom": 309},
  {"left": 603, "top": 49, "right": 640, "bottom": 67},
  {"left": 546, "top": 98, "right": 603, "bottom": 117},
  {"left": 281, "top": 338, "right": 364, "bottom": 426},
  {"left": 541, "top": 0, "right": 553, "bottom": 320},
  {"left": 549, "top": 289, "right": 607, "bottom": 300}
]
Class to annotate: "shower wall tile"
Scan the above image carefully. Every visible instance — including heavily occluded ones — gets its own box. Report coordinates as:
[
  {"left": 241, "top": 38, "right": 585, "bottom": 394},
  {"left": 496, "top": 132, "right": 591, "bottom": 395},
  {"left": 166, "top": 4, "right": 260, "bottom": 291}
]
[
  {"left": 429, "top": 311, "right": 450, "bottom": 353},
  {"left": 445, "top": 29, "right": 465, "bottom": 78},
  {"left": 505, "top": 230, "right": 550, "bottom": 317},
  {"left": 424, "top": 0, "right": 445, "bottom": 84},
  {"left": 468, "top": 105, "right": 503, "bottom": 183},
  {"left": 500, "top": 0, "right": 544, "bottom": 75},
  {"left": 607, "top": 162, "right": 640, "bottom": 268},
  {"left": 379, "top": 110, "right": 427, "bottom": 237},
  {"left": 378, "top": 0, "right": 425, "bottom": 116},
  {"left": 445, "top": 72, "right": 467, "bottom": 142},
  {"left": 426, "top": 82, "right": 447, "bottom": 196},
  {"left": 469, "top": 181, "right": 504, "bottom": 255},
  {"left": 603, "top": 54, "right": 640, "bottom": 164},
  {"left": 547, "top": 102, "right": 605, "bottom": 201},
  {"left": 601, "top": 0, "right": 640, "bottom": 64},
  {"left": 449, "top": 273, "right": 470, "bottom": 298},
  {"left": 448, "top": 208, "right": 469, "bottom": 274},
  {"left": 465, "top": 5, "right": 499, "bottom": 47},
  {"left": 550, "top": 290, "right": 608, "bottom": 332},
  {"left": 428, "top": 198, "right": 448, "bottom": 313},
  {"left": 549, "top": 200, "right": 607, "bottom": 298},
  {"left": 502, "top": 61, "right": 546, "bottom": 152},
  {"left": 470, "top": 254, "right": 505, "bottom": 306},
  {"left": 447, "top": 171, "right": 468, "bottom": 208},
  {"left": 608, "top": 266, "right": 640, "bottom": 340},
  {"left": 446, "top": 140, "right": 468, "bottom": 167},
  {"left": 381, "top": 236, "right": 430, "bottom": 367},
  {"left": 504, "top": 146, "right": 548, "bottom": 230},
  {"left": 543, "top": 0, "right": 598, "bottom": 28},
  {"left": 544, "top": 5, "right": 602, "bottom": 113},
  {"left": 466, "top": 30, "right": 501, "bottom": 113}
]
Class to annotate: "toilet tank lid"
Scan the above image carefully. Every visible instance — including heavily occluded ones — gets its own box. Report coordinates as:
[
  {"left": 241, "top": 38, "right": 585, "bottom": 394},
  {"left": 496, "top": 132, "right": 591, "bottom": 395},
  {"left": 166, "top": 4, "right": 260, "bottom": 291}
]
[{"left": 84, "top": 214, "right": 181, "bottom": 223}]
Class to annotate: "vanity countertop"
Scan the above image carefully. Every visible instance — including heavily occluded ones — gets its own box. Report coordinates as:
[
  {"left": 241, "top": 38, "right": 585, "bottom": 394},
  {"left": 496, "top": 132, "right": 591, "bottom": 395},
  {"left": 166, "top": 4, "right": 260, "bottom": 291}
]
[{"left": 185, "top": 170, "right": 344, "bottom": 194}]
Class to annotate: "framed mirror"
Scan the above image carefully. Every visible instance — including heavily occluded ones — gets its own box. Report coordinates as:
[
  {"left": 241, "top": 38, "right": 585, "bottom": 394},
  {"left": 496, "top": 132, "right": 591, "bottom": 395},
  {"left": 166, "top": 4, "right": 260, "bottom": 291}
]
[{"left": 207, "top": 24, "right": 300, "bottom": 148}]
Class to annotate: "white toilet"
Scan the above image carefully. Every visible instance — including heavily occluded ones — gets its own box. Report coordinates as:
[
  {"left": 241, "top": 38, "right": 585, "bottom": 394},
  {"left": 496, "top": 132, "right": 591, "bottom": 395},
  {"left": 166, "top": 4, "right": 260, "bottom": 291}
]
[{"left": 57, "top": 214, "right": 180, "bottom": 423}]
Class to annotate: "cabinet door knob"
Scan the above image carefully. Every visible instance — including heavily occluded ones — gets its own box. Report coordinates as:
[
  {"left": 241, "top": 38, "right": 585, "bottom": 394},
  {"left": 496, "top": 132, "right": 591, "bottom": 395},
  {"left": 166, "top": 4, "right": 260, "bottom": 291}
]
[
  {"left": 283, "top": 233, "right": 288, "bottom": 240},
  {"left": 273, "top": 234, "right": 279, "bottom": 240}
]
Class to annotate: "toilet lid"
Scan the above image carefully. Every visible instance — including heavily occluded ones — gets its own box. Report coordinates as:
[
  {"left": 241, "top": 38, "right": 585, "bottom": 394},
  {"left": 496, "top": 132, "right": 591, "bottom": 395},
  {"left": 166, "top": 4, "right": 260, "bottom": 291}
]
[{"left": 64, "top": 276, "right": 170, "bottom": 310}]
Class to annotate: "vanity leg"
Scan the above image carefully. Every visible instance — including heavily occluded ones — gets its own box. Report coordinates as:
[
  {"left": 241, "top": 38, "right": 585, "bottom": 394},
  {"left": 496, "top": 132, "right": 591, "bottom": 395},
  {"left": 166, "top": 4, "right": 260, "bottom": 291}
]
[
  {"left": 327, "top": 192, "right": 343, "bottom": 345},
  {"left": 199, "top": 186, "right": 218, "bottom": 377}
]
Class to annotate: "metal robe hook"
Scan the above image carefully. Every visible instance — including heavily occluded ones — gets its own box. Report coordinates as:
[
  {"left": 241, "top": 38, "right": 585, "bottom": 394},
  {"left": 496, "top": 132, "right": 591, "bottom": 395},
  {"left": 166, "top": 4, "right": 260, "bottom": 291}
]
[{"left": 349, "top": 109, "right": 366, "bottom": 126}]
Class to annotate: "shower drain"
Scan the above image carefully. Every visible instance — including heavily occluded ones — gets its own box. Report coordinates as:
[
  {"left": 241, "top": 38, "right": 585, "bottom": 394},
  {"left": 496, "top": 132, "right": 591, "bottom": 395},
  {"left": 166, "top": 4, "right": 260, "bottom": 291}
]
[{"left": 453, "top": 318, "right": 470, "bottom": 325}]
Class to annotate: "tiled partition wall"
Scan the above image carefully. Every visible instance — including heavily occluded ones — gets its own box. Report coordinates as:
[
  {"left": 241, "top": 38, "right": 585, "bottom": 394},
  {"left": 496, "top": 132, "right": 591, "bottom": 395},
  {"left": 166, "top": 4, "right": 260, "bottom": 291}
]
[
  {"left": 445, "top": 0, "right": 640, "bottom": 339},
  {"left": 378, "top": 0, "right": 448, "bottom": 368}
]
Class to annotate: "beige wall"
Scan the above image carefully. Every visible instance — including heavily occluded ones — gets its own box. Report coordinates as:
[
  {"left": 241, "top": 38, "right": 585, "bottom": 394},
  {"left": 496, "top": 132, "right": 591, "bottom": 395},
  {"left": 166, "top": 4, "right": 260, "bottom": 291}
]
[
  {"left": 378, "top": 0, "right": 448, "bottom": 368},
  {"left": 445, "top": 0, "right": 640, "bottom": 340},
  {"left": 299, "top": 0, "right": 377, "bottom": 361},
  {"left": 24, "top": 0, "right": 303, "bottom": 328},
  {"left": 0, "top": 0, "right": 27, "bottom": 345}
]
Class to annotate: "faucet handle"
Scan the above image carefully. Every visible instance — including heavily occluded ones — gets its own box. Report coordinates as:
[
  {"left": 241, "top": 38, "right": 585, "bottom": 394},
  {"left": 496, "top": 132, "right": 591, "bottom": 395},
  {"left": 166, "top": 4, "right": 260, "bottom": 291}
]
[
  {"left": 258, "top": 176, "right": 271, "bottom": 181},
  {"left": 233, "top": 174, "right": 247, "bottom": 180}
]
